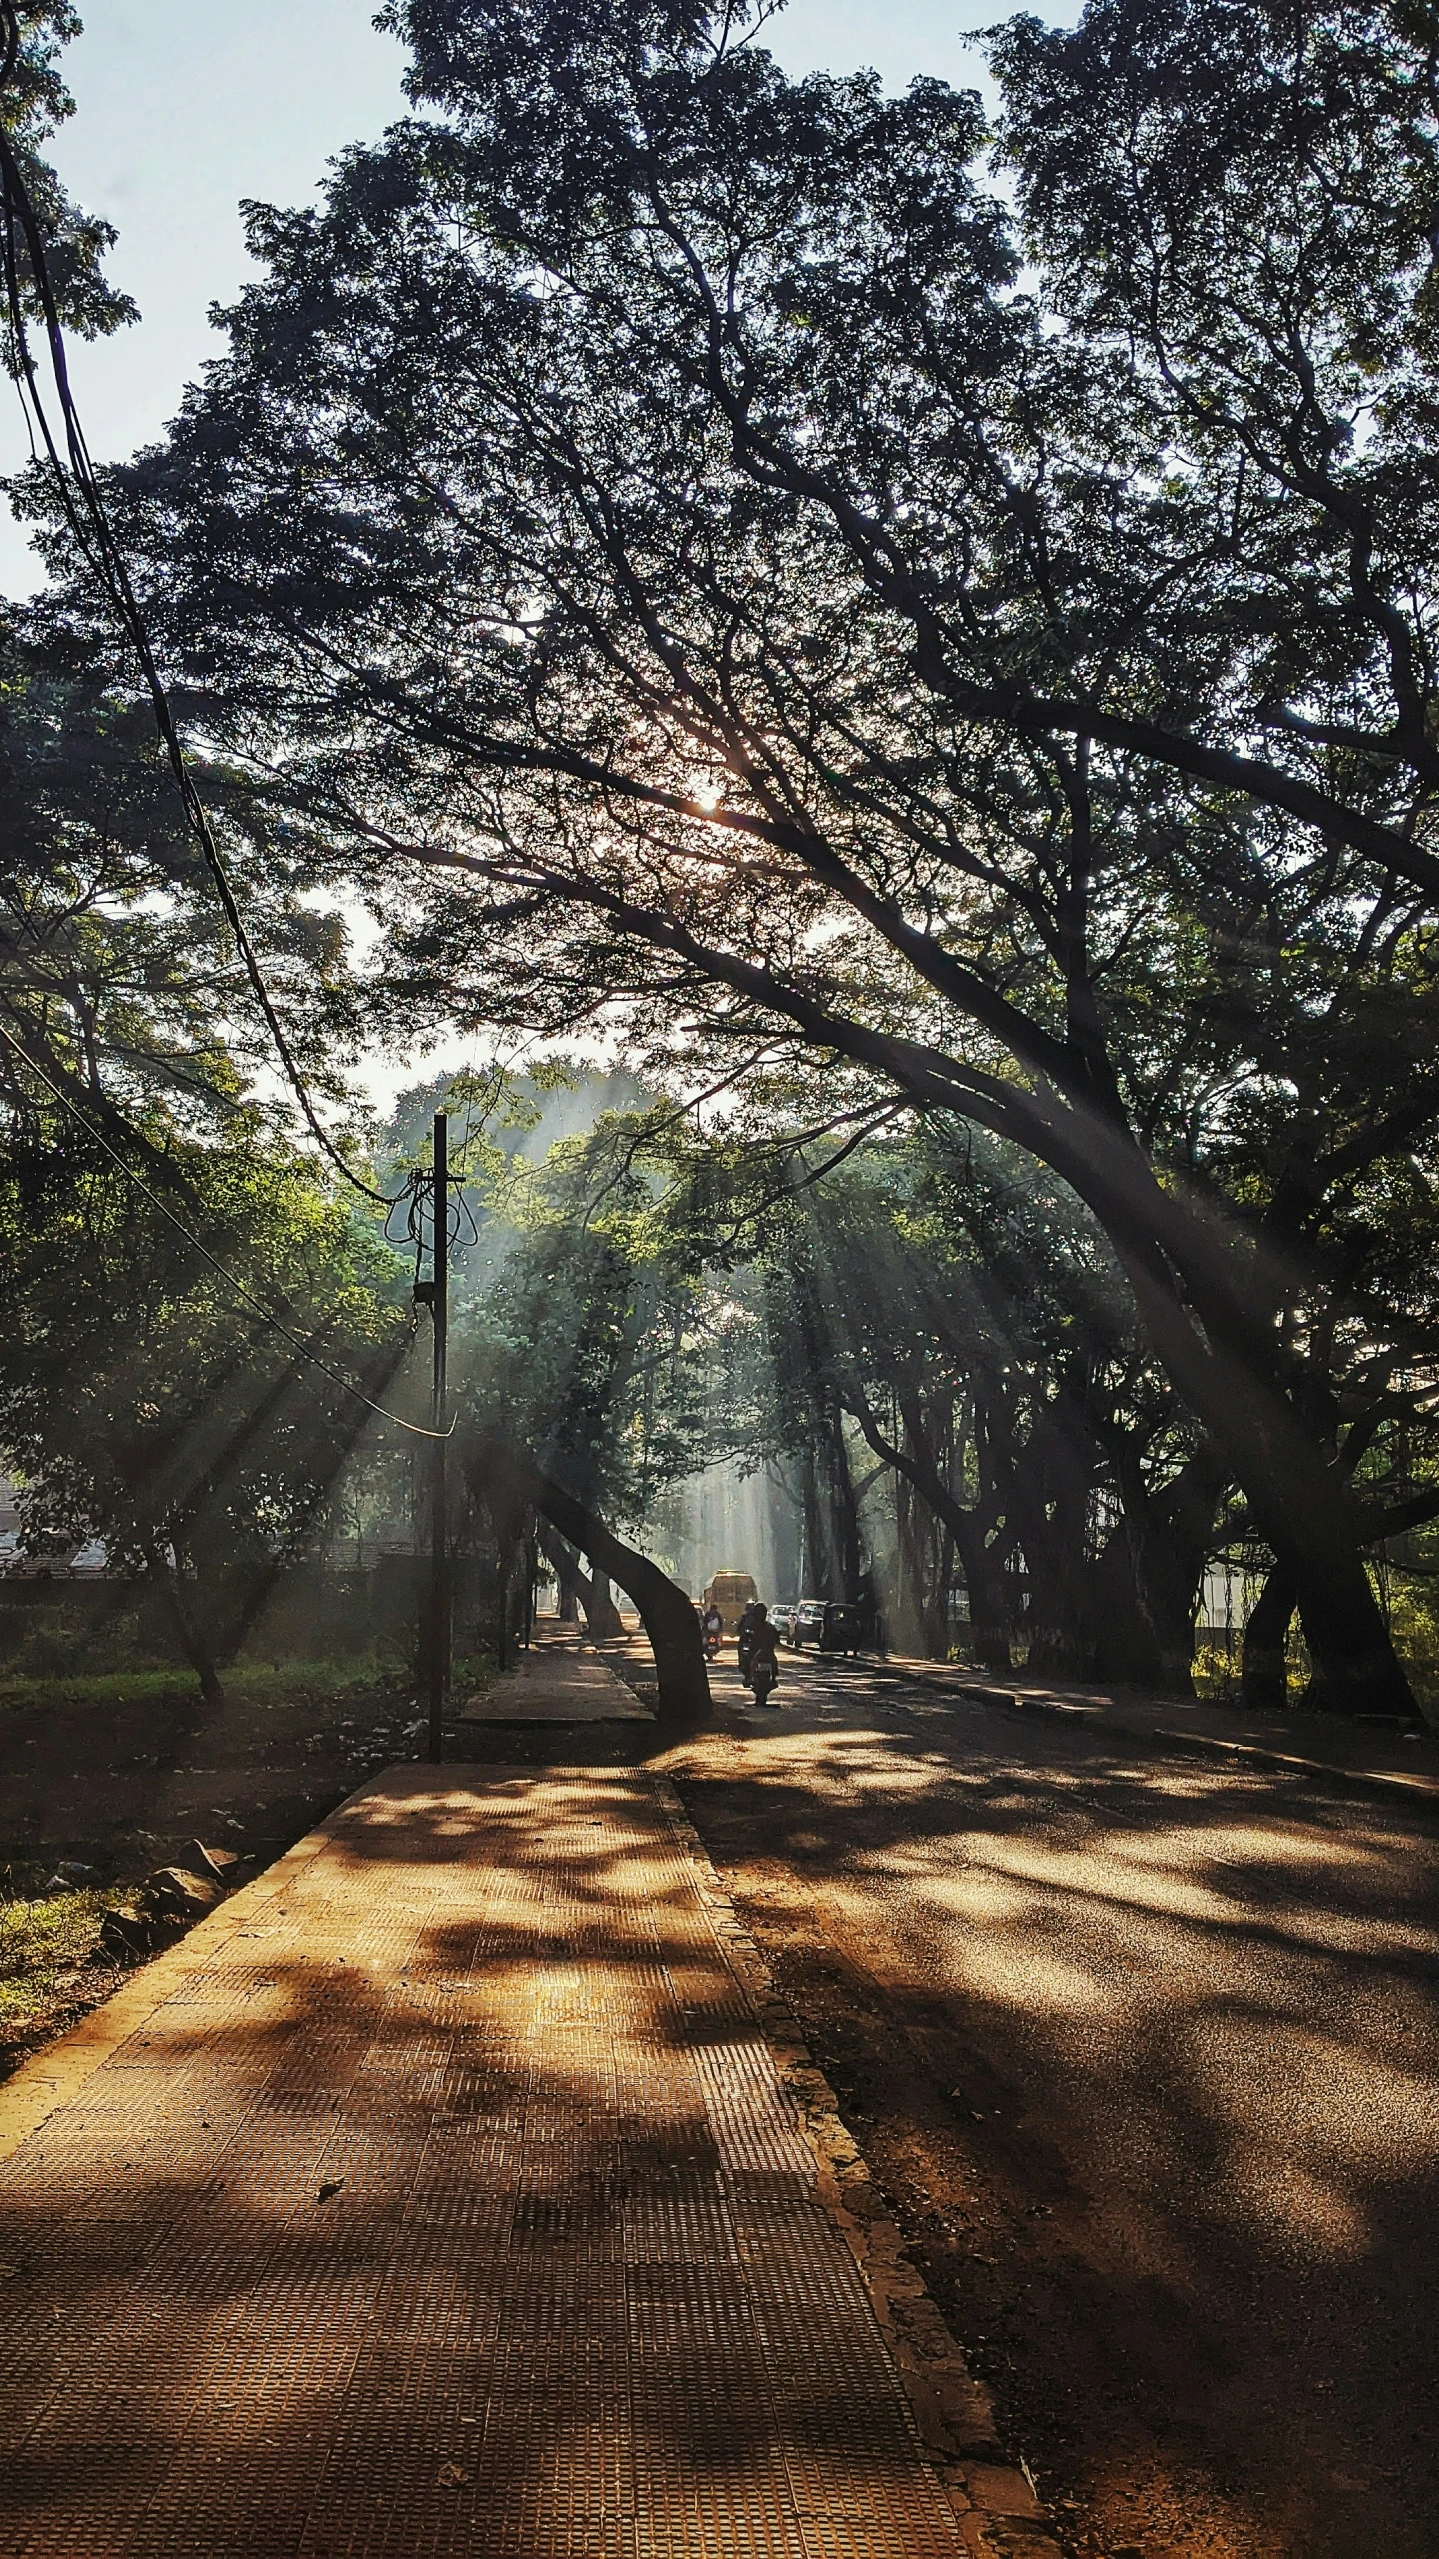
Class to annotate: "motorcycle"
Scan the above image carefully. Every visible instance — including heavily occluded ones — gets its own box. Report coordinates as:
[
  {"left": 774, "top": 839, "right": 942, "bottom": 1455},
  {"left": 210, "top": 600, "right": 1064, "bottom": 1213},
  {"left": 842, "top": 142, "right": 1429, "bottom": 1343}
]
[
  {"left": 702, "top": 1617, "right": 723, "bottom": 1661},
  {"left": 748, "top": 1651, "right": 779, "bottom": 1707}
]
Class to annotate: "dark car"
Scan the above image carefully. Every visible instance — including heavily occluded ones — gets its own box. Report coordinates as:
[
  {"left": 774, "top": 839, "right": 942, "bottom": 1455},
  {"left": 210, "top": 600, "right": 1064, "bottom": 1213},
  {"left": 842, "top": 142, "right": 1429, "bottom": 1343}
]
[
  {"left": 791, "top": 1599, "right": 865, "bottom": 1654},
  {"left": 817, "top": 1601, "right": 864, "bottom": 1655}
]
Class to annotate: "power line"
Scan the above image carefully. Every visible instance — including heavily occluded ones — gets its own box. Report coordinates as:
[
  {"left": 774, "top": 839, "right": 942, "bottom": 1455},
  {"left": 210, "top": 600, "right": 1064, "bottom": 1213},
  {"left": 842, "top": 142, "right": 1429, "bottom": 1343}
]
[
  {"left": 0, "top": 11, "right": 391, "bottom": 1209},
  {"left": 0, "top": 1017, "right": 453, "bottom": 1442}
]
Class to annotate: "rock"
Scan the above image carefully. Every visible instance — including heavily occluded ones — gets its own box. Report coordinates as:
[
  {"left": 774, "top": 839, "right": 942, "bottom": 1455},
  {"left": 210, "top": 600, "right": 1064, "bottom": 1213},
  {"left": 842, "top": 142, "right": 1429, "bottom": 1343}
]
[
  {"left": 98, "top": 1867, "right": 222, "bottom": 1962},
  {"left": 189, "top": 1841, "right": 242, "bottom": 1884},
  {"left": 961, "top": 2465, "right": 1044, "bottom": 2520},
  {"left": 140, "top": 1868, "right": 222, "bottom": 1927},
  {"left": 98, "top": 1904, "right": 156, "bottom": 1961}
]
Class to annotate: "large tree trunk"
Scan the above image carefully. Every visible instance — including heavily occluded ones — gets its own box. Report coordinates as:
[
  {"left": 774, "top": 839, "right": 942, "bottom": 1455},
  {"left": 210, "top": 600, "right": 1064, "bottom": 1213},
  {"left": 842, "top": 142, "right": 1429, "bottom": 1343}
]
[
  {"left": 848, "top": 1384, "right": 1013, "bottom": 1668},
  {"left": 825, "top": 1410, "right": 863, "bottom": 1602},
  {"left": 1007, "top": 1409, "right": 1099, "bottom": 1679},
  {"left": 1112, "top": 1246, "right": 1415, "bottom": 1715},
  {"left": 892, "top": 1471, "right": 942, "bottom": 1655},
  {"left": 798, "top": 1443, "right": 833, "bottom": 1596},
  {"left": 537, "top": 1524, "right": 623, "bottom": 1636},
  {"left": 1086, "top": 1530, "right": 1169, "bottom": 1686},
  {"left": 537, "top": 1491, "right": 705, "bottom": 1720},
  {"left": 1097, "top": 1445, "right": 1228, "bottom": 1696},
  {"left": 581, "top": 1569, "right": 626, "bottom": 1640},
  {"left": 465, "top": 1433, "right": 710, "bottom": 1723},
  {"left": 953, "top": 1519, "right": 1013, "bottom": 1671},
  {"left": 538, "top": 1523, "right": 583, "bottom": 1623},
  {"left": 1241, "top": 1563, "right": 1296, "bottom": 1712}
]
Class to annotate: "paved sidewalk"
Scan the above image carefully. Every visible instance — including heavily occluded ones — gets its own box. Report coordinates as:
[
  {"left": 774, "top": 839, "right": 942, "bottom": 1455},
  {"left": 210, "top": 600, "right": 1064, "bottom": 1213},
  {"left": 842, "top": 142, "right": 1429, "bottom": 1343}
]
[
  {"left": 461, "top": 1630, "right": 654, "bottom": 1723},
  {"left": 0, "top": 1762, "right": 974, "bottom": 2558}
]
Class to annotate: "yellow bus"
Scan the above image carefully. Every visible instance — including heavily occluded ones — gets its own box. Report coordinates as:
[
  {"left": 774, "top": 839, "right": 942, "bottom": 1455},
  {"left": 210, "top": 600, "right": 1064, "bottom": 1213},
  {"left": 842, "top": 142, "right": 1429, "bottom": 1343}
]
[{"left": 701, "top": 1571, "right": 759, "bottom": 1635}]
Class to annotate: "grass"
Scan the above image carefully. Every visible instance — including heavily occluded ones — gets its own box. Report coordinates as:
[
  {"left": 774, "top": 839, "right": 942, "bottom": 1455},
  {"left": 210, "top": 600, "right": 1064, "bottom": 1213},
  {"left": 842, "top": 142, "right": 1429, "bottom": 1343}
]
[
  {"left": 0, "top": 1648, "right": 504, "bottom": 1718},
  {"left": 0, "top": 1884, "right": 127, "bottom": 2051},
  {"left": 0, "top": 1656, "right": 413, "bottom": 1717}
]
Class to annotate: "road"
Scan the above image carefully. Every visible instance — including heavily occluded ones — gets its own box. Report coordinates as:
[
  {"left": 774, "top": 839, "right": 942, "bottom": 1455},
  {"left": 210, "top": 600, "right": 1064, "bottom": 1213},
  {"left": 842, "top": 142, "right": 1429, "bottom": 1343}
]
[{"left": 665, "top": 1646, "right": 1439, "bottom": 2559}]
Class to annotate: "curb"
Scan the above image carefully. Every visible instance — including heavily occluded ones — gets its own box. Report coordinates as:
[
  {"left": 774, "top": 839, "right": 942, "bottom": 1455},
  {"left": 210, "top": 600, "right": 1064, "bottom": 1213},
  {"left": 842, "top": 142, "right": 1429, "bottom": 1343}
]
[
  {"left": 866, "top": 1660, "right": 1439, "bottom": 1817},
  {"left": 654, "top": 1772, "right": 1064, "bottom": 2557}
]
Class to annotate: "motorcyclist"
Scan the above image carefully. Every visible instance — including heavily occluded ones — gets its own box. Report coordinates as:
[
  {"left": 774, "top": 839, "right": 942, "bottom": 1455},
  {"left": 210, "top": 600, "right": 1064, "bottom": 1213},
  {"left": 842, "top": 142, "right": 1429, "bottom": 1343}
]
[
  {"left": 736, "top": 1596, "right": 765, "bottom": 1680},
  {"left": 701, "top": 1601, "right": 723, "bottom": 1659},
  {"left": 744, "top": 1604, "right": 781, "bottom": 1704}
]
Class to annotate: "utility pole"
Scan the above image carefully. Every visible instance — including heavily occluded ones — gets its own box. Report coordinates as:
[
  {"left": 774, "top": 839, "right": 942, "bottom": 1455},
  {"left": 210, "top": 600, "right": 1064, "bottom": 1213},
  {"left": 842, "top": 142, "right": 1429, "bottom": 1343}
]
[{"left": 427, "top": 1111, "right": 449, "bottom": 1764}]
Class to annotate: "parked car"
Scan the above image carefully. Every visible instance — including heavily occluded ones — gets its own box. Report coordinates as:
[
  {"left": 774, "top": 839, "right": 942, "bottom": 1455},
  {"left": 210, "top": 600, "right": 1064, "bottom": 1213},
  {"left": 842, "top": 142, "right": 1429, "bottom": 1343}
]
[
  {"left": 791, "top": 1599, "right": 827, "bottom": 1647},
  {"left": 819, "top": 1602, "right": 865, "bottom": 1655},
  {"left": 789, "top": 1599, "right": 865, "bottom": 1654}
]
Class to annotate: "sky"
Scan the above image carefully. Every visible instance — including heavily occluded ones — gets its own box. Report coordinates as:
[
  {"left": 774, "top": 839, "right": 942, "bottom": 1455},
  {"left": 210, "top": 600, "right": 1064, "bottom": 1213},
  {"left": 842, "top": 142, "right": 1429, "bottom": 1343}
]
[{"left": 0, "top": 0, "right": 1013, "bottom": 589}]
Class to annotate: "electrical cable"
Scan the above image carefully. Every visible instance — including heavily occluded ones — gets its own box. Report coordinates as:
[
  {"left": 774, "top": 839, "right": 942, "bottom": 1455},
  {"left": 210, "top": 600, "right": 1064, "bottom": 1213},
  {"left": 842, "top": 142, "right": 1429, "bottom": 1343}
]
[
  {"left": 0, "top": 1017, "right": 454, "bottom": 1441},
  {"left": 383, "top": 1151, "right": 482, "bottom": 1262},
  {"left": 0, "top": 11, "right": 392, "bottom": 1209}
]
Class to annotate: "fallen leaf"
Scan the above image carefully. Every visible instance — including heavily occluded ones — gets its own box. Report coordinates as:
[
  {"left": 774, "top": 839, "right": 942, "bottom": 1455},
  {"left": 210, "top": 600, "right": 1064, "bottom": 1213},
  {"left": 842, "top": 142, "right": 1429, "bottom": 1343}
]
[{"left": 316, "top": 2179, "right": 345, "bottom": 2203}]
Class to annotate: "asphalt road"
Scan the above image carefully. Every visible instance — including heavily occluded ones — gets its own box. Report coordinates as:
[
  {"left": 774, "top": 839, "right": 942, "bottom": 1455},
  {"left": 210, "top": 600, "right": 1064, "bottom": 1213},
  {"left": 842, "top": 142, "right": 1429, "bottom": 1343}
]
[{"left": 666, "top": 1648, "right": 1439, "bottom": 2559}]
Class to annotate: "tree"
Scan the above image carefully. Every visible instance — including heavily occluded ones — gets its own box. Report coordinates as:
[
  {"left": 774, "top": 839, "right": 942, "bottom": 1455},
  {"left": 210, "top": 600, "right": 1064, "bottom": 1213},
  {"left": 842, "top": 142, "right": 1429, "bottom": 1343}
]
[
  {"left": 464, "top": 1426, "right": 711, "bottom": 1719},
  {"left": 0, "top": 4, "right": 136, "bottom": 346},
  {"left": 686, "top": 1120, "right": 1223, "bottom": 1682},
  {"left": 456, "top": 1105, "right": 717, "bottom": 1541},
  {"left": 76, "top": 0, "right": 1439, "bottom": 1709},
  {"left": 0, "top": 632, "right": 364, "bottom": 1144},
  {"left": 0, "top": 615, "right": 414, "bottom": 1707},
  {"left": 0, "top": 1123, "right": 411, "bottom": 1700}
]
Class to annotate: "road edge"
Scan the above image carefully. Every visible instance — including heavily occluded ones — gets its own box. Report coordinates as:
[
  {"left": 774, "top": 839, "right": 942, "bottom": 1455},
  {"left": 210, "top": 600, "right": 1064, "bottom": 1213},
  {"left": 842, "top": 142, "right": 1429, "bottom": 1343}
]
[{"left": 872, "top": 1661, "right": 1439, "bottom": 1814}]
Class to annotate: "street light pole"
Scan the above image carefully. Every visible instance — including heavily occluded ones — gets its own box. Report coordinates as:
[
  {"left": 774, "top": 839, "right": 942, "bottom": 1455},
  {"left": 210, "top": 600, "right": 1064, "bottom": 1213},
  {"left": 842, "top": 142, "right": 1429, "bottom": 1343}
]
[{"left": 427, "top": 1110, "right": 449, "bottom": 1764}]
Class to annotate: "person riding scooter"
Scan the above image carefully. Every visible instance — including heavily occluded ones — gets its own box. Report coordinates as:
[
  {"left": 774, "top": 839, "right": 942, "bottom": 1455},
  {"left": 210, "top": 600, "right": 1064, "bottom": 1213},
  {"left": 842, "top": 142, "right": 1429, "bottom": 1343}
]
[
  {"left": 736, "top": 1596, "right": 765, "bottom": 1680},
  {"left": 701, "top": 1601, "right": 723, "bottom": 1660},
  {"left": 743, "top": 1604, "right": 781, "bottom": 1706}
]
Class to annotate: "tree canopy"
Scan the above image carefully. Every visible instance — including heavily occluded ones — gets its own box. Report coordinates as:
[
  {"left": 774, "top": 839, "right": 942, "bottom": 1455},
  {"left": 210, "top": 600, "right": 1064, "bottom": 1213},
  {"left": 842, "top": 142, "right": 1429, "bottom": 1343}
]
[
  {"left": 54, "top": 0, "right": 1437, "bottom": 1710},
  {"left": 3, "top": 0, "right": 1438, "bottom": 1713}
]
